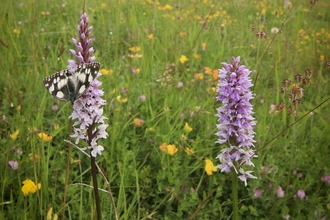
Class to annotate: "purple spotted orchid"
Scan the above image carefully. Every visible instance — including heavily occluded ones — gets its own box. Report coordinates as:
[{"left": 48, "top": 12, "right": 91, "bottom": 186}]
[
  {"left": 68, "top": 12, "right": 108, "bottom": 157},
  {"left": 215, "top": 56, "right": 257, "bottom": 186}
]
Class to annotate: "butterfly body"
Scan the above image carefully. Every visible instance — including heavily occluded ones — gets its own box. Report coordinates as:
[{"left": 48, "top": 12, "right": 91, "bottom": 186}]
[{"left": 43, "top": 62, "right": 101, "bottom": 104}]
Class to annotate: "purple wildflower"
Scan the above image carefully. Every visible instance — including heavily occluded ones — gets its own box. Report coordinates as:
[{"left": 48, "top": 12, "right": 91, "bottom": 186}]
[
  {"left": 130, "top": 66, "right": 137, "bottom": 74},
  {"left": 68, "top": 13, "right": 96, "bottom": 69},
  {"left": 282, "top": 215, "right": 290, "bottom": 220},
  {"left": 68, "top": 13, "right": 108, "bottom": 157},
  {"left": 238, "top": 168, "right": 257, "bottom": 187},
  {"left": 277, "top": 186, "right": 285, "bottom": 198},
  {"left": 254, "top": 188, "right": 262, "bottom": 198},
  {"left": 297, "top": 189, "right": 306, "bottom": 200},
  {"left": 215, "top": 56, "right": 257, "bottom": 186},
  {"left": 51, "top": 105, "right": 58, "bottom": 111},
  {"left": 8, "top": 160, "right": 19, "bottom": 170},
  {"left": 139, "top": 95, "right": 146, "bottom": 102},
  {"left": 321, "top": 174, "right": 330, "bottom": 184}
]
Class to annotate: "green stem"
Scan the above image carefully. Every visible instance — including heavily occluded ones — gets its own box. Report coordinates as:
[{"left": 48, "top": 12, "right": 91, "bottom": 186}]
[
  {"left": 231, "top": 170, "right": 239, "bottom": 220},
  {"left": 88, "top": 124, "right": 102, "bottom": 220},
  {"left": 91, "top": 154, "right": 102, "bottom": 220}
]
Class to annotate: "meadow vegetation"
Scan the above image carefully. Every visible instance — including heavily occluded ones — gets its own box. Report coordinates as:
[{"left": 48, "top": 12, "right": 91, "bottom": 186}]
[{"left": 1, "top": 0, "right": 330, "bottom": 219}]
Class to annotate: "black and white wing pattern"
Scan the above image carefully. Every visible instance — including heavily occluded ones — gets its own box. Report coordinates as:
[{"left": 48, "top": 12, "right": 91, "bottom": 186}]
[{"left": 43, "top": 62, "right": 101, "bottom": 104}]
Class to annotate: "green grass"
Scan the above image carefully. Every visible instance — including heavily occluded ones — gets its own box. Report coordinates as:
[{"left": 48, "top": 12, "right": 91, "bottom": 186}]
[{"left": 1, "top": 0, "right": 330, "bottom": 219}]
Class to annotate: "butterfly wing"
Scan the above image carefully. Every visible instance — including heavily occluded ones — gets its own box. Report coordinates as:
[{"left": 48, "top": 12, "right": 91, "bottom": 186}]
[
  {"left": 43, "top": 62, "right": 101, "bottom": 104},
  {"left": 72, "top": 62, "right": 100, "bottom": 101},
  {"left": 43, "top": 68, "right": 72, "bottom": 102}
]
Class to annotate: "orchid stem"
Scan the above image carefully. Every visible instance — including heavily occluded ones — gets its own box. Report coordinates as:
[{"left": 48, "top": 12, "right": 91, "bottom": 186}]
[
  {"left": 231, "top": 170, "right": 239, "bottom": 220},
  {"left": 91, "top": 154, "right": 102, "bottom": 220}
]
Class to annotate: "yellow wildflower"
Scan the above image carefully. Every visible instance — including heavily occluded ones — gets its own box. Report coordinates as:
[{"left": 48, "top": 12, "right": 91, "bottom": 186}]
[
  {"left": 53, "top": 123, "right": 60, "bottom": 130},
  {"left": 129, "top": 46, "right": 141, "bottom": 52},
  {"left": 116, "top": 95, "right": 128, "bottom": 103},
  {"left": 298, "top": 29, "right": 306, "bottom": 36},
  {"left": 99, "top": 69, "right": 113, "bottom": 75},
  {"left": 37, "top": 133, "right": 53, "bottom": 142},
  {"left": 205, "top": 159, "right": 217, "bottom": 175},
  {"left": 194, "top": 54, "right": 200, "bottom": 59},
  {"left": 13, "top": 29, "right": 20, "bottom": 34},
  {"left": 159, "top": 142, "right": 167, "bottom": 152},
  {"left": 41, "top": 11, "right": 46, "bottom": 16},
  {"left": 194, "top": 15, "right": 201, "bottom": 20},
  {"left": 179, "top": 31, "right": 185, "bottom": 37},
  {"left": 101, "top": 3, "right": 106, "bottom": 8},
  {"left": 10, "top": 129, "right": 19, "bottom": 140},
  {"left": 184, "top": 122, "right": 192, "bottom": 132},
  {"left": 180, "top": 55, "right": 188, "bottom": 64},
  {"left": 204, "top": 67, "right": 212, "bottom": 75},
  {"left": 159, "top": 143, "right": 178, "bottom": 155},
  {"left": 166, "top": 144, "right": 178, "bottom": 155},
  {"left": 148, "top": 34, "right": 154, "bottom": 39},
  {"left": 213, "top": 70, "right": 218, "bottom": 81},
  {"left": 47, "top": 207, "right": 58, "bottom": 220},
  {"left": 54, "top": 213, "right": 59, "bottom": 220},
  {"left": 163, "top": 4, "right": 173, "bottom": 10},
  {"left": 202, "top": 42, "right": 207, "bottom": 50},
  {"left": 185, "top": 148, "right": 194, "bottom": 155},
  {"left": 134, "top": 118, "right": 144, "bottom": 127},
  {"left": 111, "top": 88, "right": 118, "bottom": 93},
  {"left": 194, "top": 73, "right": 204, "bottom": 80},
  {"left": 22, "top": 179, "right": 41, "bottom": 196},
  {"left": 30, "top": 154, "right": 39, "bottom": 162},
  {"left": 47, "top": 207, "right": 53, "bottom": 220},
  {"left": 320, "top": 55, "right": 324, "bottom": 61},
  {"left": 261, "top": 9, "right": 266, "bottom": 15}
]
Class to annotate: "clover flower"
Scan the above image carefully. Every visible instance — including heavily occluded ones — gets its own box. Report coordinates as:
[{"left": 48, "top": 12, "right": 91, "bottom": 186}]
[
  {"left": 68, "top": 13, "right": 108, "bottom": 157},
  {"left": 215, "top": 56, "right": 257, "bottom": 186}
]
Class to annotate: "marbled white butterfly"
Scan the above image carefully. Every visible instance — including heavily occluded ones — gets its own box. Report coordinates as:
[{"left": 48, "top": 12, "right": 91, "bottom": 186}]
[{"left": 43, "top": 62, "right": 101, "bottom": 104}]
